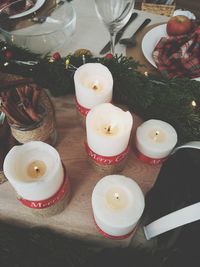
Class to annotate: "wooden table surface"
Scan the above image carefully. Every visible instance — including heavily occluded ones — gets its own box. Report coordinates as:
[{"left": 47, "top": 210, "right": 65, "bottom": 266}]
[
  {"left": 0, "top": 0, "right": 169, "bottom": 247},
  {"left": 0, "top": 96, "right": 161, "bottom": 247}
]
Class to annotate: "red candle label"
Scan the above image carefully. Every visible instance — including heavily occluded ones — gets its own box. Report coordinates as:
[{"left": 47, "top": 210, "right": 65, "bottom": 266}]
[
  {"left": 135, "top": 148, "right": 167, "bottom": 165},
  {"left": 94, "top": 218, "right": 135, "bottom": 240},
  {"left": 85, "top": 142, "right": 129, "bottom": 165},
  {"left": 18, "top": 166, "right": 69, "bottom": 209},
  {"left": 75, "top": 97, "right": 90, "bottom": 117}
]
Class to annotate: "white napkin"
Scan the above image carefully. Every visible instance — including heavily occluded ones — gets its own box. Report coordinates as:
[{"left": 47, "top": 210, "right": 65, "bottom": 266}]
[{"left": 173, "top": 9, "right": 196, "bottom": 20}]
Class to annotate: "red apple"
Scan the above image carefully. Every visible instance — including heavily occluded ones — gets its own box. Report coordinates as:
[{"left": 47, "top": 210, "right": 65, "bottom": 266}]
[{"left": 166, "top": 15, "right": 192, "bottom": 36}]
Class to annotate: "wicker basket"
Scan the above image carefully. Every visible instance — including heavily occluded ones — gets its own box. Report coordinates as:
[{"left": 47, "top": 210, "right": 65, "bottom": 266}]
[{"left": 142, "top": 2, "right": 176, "bottom": 17}]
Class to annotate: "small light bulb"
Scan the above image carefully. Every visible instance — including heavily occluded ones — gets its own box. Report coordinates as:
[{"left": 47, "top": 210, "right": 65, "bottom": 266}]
[{"left": 192, "top": 100, "right": 197, "bottom": 107}]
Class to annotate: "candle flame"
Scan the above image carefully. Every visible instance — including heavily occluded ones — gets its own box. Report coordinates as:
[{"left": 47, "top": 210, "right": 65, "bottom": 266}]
[
  {"left": 153, "top": 130, "right": 160, "bottom": 141},
  {"left": 114, "top": 192, "right": 119, "bottom": 200},
  {"left": 34, "top": 166, "right": 40, "bottom": 173},
  {"left": 92, "top": 80, "right": 99, "bottom": 90},
  {"left": 104, "top": 121, "right": 118, "bottom": 135},
  {"left": 192, "top": 100, "right": 197, "bottom": 107},
  {"left": 107, "top": 125, "right": 111, "bottom": 134},
  {"left": 27, "top": 160, "right": 46, "bottom": 179}
]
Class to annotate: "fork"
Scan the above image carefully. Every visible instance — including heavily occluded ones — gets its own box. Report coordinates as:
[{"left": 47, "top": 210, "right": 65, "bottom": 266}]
[{"left": 119, "top": 18, "right": 151, "bottom": 47}]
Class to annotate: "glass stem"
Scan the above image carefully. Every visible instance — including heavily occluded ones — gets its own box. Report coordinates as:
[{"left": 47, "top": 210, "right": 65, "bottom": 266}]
[{"left": 110, "top": 31, "right": 116, "bottom": 55}]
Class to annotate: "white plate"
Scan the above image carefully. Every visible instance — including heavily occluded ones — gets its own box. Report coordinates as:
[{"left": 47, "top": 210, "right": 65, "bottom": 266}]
[
  {"left": 141, "top": 24, "right": 200, "bottom": 81},
  {"left": 10, "top": 0, "right": 46, "bottom": 19},
  {"left": 142, "top": 23, "right": 167, "bottom": 68}
]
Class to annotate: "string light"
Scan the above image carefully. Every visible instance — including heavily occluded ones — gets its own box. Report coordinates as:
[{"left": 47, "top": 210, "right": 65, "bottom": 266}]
[
  {"left": 191, "top": 100, "right": 197, "bottom": 107},
  {"left": 82, "top": 54, "right": 86, "bottom": 64}
]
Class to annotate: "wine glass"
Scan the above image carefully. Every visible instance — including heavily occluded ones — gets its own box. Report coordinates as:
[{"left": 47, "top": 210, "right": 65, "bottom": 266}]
[{"left": 95, "top": 0, "right": 135, "bottom": 55}]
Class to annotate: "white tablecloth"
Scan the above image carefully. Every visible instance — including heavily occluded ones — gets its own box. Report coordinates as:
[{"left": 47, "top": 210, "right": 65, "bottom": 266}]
[{"left": 58, "top": 0, "right": 168, "bottom": 56}]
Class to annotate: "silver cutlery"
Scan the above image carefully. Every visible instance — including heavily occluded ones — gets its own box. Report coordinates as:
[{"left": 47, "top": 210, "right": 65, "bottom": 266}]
[
  {"left": 119, "top": 18, "right": 151, "bottom": 47},
  {"left": 0, "top": 112, "right": 5, "bottom": 125},
  {"left": 31, "top": 0, "right": 65, "bottom": 23},
  {"left": 100, "top": 12, "right": 138, "bottom": 55}
]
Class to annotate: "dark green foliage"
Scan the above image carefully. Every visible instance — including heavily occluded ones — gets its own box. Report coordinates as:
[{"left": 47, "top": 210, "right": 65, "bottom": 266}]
[{"left": 0, "top": 41, "right": 200, "bottom": 144}]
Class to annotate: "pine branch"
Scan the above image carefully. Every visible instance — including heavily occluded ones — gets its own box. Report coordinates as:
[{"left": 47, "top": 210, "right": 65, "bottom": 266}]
[{"left": 0, "top": 41, "right": 200, "bottom": 143}]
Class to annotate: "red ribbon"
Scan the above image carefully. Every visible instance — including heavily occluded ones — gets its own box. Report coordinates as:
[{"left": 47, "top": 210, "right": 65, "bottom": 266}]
[
  {"left": 74, "top": 97, "right": 90, "bottom": 117},
  {"left": 18, "top": 165, "right": 69, "bottom": 209},
  {"left": 85, "top": 143, "right": 129, "bottom": 165},
  {"left": 135, "top": 148, "right": 167, "bottom": 165},
  {"left": 94, "top": 218, "right": 135, "bottom": 240}
]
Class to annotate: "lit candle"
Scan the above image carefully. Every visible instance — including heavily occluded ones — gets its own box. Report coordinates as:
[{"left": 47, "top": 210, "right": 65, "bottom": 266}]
[
  {"left": 92, "top": 175, "right": 145, "bottom": 238},
  {"left": 136, "top": 119, "right": 177, "bottom": 164},
  {"left": 86, "top": 103, "right": 133, "bottom": 157},
  {"left": 74, "top": 63, "right": 113, "bottom": 116},
  {"left": 3, "top": 141, "right": 64, "bottom": 201}
]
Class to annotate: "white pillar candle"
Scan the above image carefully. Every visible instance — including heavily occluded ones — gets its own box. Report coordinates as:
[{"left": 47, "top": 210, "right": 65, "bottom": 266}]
[
  {"left": 136, "top": 119, "right": 177, "bottom": 161},
  {"left": 3, "top": 141, "right": 64, "bottom": 201},
  {"left": 92, "top": 175, "right": 145, "bottom": 237},
  {"left": 86, "top": 103, "right": 133, "bottom": 157},
  {"left": 74, "top": 63, "right": 113, "bottom": 110}
]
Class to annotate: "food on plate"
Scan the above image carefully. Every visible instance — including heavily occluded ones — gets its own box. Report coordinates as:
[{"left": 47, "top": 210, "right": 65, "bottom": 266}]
[
  {"left": 0, "top": 0, "right": 36, "bottom": 16},
  {"left": 166, "top": 15, "right": 192, "bottom": 36}
]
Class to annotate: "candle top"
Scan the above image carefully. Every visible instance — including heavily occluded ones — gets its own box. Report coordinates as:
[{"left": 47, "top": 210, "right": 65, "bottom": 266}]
[
  {"left": 137, "top": 119, "right": 177, "bottom": 148},
  {"left": 92, "top": 175, "right": 144, "bottom": 227},
  {"left": 87, "top": 103, "right": 133, "bottom": 138},
  {"left": 74, "top": 63, "right": 113, "bottom": 94},
  {"left": 74, "top": 63, "right": 113, "bottom": 109},
  {"left": 3, "top": 141, "right": 62, "bottom": 184}
]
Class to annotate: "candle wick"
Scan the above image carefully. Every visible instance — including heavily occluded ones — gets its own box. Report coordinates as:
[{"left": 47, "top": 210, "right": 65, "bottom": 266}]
[
  {"left": 107, "top": 125, "right": 111, "bottom": 134},
  {"left": 155, "top": 131, "right": 159, "bottom": 136},
  {"left": 92, "top": 84, "right": 98, "bottom": 90},
  {"left": 114, "top": 193, "right": 119, "bottom": 200},
  {"left": 34, "top": 166, "right": 40, "bottom": 173}
]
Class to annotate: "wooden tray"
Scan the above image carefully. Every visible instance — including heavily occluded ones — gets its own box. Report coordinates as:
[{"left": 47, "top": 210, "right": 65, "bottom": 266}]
[{"left": 0, "top": 96, "right": 161, "bottom": 247}]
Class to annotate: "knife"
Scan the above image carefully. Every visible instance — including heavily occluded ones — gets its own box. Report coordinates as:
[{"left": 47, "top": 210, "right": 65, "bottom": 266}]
[
  {"left": 100, "top": 12, "right": 138, "bottom": 55},
  {"left": 119, "top": 18, "right": 151, "bottom": 47}
]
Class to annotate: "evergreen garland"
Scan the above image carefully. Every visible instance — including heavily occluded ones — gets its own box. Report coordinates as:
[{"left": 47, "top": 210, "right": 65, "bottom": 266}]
[{"left": 0, "top": 41, "right": 200, "bottom": 144}]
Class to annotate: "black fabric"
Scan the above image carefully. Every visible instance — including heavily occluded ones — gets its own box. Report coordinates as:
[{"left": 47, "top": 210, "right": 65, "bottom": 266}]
[{"left": 144, "top": 148, "right": 200, "bottom": 257}]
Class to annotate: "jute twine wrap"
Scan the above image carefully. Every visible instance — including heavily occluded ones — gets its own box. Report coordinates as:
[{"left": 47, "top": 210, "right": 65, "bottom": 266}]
[
  {"left": 10, "top": 90, "right": 57, "bottom": 145},
  {"left": 88, "top": 154, "right": 128, "bottom": 175},
  {"left": 21, "top": 183, "right": 71, "bottom": 217}
]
